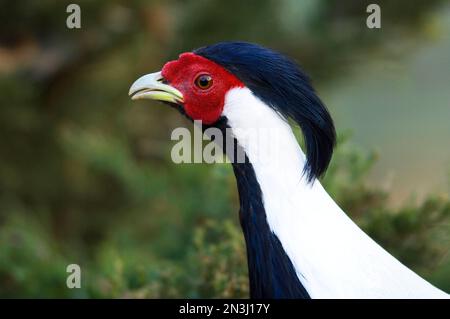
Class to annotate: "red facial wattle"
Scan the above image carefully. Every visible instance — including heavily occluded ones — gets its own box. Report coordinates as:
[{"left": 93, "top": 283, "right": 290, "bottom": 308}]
[{"left": 161, "top": 52, "right": 244, "bottom": 124}]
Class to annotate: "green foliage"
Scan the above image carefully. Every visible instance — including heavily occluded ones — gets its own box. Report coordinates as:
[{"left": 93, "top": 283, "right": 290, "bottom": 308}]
[
  {"left": 323, "top": 136, "right": 450, "bottom": 284},
  {"left": 1, "top": 135, "right": 449, "bottom": 297},
  {"left": 0, "top": 0, "right": 449, "bottom": 298}
]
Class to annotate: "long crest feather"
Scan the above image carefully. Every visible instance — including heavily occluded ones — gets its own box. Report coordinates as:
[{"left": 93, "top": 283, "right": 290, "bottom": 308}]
[{"left": 195, "top": 42, "right": 336, "bottom": 181}]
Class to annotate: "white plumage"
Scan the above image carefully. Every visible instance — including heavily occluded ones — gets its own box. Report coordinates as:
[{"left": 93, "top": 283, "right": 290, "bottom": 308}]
[{"left": 223, "top": 87, "right": 448, "bottom": 298}]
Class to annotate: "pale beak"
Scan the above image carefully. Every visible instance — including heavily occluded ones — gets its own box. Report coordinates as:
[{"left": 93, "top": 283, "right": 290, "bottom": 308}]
[{"left": 129, "top": 71, "right": 184, "bottom": 104}]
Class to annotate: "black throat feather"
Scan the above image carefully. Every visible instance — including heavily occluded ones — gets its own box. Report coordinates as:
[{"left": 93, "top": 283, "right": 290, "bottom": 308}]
[
  {"left": 193, "top": 42, "right": 335, "bottom": 298},
  {"left": 195, "top": 41, "right": 336, "bottom": 182},
  {"left": 210, "top": 118, "right": 310, "bottom": 299}
]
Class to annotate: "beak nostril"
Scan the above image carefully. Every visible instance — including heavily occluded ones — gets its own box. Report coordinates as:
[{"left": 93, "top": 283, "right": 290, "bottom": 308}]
[{"left": 129, "top": 71, "right": 183, "bottom": 103}]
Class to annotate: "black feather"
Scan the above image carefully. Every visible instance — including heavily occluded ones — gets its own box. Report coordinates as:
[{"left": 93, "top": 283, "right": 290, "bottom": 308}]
[
  {"left": 209, "top": 119, "right": 310, "bottom": 299},
  {"left": 195, "top": 41, "right": 336, "bottom": 181}
]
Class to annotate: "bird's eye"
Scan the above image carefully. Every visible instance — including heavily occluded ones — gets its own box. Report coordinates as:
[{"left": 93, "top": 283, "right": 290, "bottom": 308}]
[{"left": 195, "top": 74, "right": 213, "bottom": 90}]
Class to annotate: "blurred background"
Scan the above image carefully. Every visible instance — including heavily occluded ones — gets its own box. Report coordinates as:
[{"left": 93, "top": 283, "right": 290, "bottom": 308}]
[{"left": 0, "top": 0, "right": 449, "bottom": 298}]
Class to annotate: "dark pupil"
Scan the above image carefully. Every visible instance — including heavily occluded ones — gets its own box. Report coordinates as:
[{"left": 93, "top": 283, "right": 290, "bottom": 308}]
[{"left": 198, "top": 75, "right": 211, "bottom": 88}]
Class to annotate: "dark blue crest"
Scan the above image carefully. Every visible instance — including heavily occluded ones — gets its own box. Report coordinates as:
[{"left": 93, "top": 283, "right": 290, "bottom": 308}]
[{"left": 195, "top": 42, "right": 336, "bottom": 181}]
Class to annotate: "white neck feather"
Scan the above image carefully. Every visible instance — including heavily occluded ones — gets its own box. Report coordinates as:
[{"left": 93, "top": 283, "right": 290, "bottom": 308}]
[{"left": 223, "top": 87, "right": 447, "bottom": 298}]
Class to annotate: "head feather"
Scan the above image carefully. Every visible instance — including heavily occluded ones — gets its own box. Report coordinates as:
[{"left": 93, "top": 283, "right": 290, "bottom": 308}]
[{"left": 195, "top": 41, "right": 336, "bottom": 181}]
